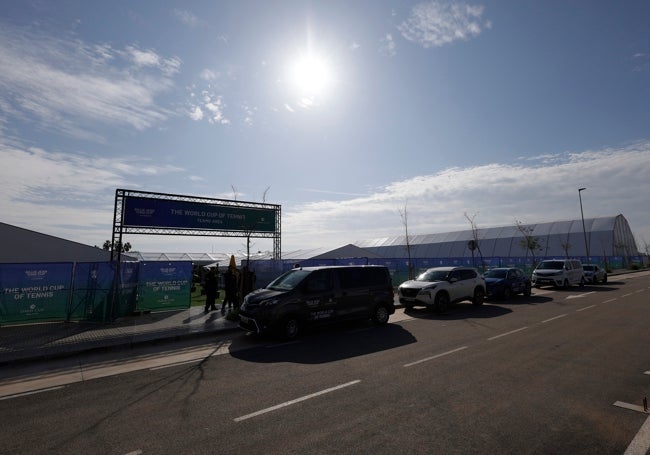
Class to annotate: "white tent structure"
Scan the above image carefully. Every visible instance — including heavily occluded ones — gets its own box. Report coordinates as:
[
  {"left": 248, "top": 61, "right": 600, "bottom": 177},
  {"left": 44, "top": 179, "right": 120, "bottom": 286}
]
[{"left": 353, "top": 215, "right": 638, "bottom": 261}]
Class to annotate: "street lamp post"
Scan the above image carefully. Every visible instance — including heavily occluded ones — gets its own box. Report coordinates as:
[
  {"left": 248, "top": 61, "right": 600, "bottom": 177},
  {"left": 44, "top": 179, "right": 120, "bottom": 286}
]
[{"left": 578, "top": 188, "right": 590, "bottom": 262}]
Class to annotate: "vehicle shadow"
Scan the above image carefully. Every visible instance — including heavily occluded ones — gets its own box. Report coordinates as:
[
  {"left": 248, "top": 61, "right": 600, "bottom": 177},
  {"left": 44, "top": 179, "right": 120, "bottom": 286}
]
[
  {"left": 229, "top": 322, "right": 417, "bottom": 364},
  {"left": 403, "top": 303, "right": 512, "bottom": 320},
  {"left": 485, "top": 294, "right": 554, "bottom": 305}
]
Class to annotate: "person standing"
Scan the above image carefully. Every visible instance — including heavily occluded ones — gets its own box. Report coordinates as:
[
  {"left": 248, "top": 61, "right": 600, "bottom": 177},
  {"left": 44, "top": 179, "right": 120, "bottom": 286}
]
[
  {"left": 221, "top": 266, "right": 237, "bottom": 315},
  {"left": 203, "top": 268, "right": 218, "bottom": 313}
]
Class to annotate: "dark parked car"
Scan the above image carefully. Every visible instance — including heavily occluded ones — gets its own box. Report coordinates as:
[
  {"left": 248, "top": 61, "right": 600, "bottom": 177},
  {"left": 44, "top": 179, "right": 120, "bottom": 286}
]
[
  {"left": 239, "top": 265, "right": 395, "bottom": 339},
  {"left": 484, "top": 267, "right": 532, "bottom": 300}
]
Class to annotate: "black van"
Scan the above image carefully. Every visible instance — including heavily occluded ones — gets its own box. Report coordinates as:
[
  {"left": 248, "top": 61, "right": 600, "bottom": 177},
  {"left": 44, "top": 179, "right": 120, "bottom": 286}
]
[{"left": 238, "top": 265, "right": 395, "bottom": 339}]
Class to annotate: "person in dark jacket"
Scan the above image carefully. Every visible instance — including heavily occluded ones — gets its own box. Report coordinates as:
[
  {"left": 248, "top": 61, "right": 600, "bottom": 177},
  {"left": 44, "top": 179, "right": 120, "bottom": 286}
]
[{"left": 203, "top": 269, "right": 219, "bottom": 313}]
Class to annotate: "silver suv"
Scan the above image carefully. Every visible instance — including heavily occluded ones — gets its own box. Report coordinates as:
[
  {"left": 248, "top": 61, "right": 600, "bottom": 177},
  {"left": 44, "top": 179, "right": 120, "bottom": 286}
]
[{"left": 398, "top": 266, "right": 486, "bottom": 313}]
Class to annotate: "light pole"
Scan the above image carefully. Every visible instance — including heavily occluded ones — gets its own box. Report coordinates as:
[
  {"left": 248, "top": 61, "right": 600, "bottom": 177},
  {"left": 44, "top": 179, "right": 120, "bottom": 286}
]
[{"left": 578, "top": 187, "right": 590, "bottom": 262}]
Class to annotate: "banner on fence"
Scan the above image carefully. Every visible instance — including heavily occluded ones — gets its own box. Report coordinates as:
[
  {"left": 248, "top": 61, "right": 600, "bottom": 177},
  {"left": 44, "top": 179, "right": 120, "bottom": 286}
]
[
  {"left": 137, "top": 261, "right": 192, "bottom": 311},
  {"left": 0, "top": 262, "right": 73, "bottom": 324},
  {"left": 69, "top": 262, "right": 115, "bottom": 322}
]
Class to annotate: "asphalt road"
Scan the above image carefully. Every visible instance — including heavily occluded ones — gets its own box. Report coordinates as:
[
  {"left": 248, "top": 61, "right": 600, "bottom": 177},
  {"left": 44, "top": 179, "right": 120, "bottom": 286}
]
[{"left": 1, "top": 271, "right": 649, "bottom": 454}]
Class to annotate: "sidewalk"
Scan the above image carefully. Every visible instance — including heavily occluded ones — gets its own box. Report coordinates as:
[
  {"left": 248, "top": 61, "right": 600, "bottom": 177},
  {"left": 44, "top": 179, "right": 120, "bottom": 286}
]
[{"left": 0, "top": 306, "right": 240, "bottom": 365}]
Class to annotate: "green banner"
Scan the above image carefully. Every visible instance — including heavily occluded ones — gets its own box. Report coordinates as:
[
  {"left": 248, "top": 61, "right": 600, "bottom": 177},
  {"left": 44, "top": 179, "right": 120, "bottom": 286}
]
[
  {"left": 0, "top": 263, "right": 73, "bottom": 324},
  {"left": 137, "top": 261, "right": 192, "bottom": 311}
]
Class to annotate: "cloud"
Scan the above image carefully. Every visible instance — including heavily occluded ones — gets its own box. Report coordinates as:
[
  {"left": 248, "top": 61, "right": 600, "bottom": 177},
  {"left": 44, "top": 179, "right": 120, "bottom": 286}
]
[
  {"left": 0, "top": 140, "right": 185, "bottom": 245},
  {"left": 398, "top": 0, "right": 490, "bottom": 48},
  {"left": 282, "top": 141, "right": 650, "bottom": 250},
  {"left": 379, "top": 34, "right": 397, "bottom": 57},
  {"left": 172, "top": 8, "right": 199, "bottom": 27},
  {"left": 0, "top": 23, "right": 179, "bottom": 140}
]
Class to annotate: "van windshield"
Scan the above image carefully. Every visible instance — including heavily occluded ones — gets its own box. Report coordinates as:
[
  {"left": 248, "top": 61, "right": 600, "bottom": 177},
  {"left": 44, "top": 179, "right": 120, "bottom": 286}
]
[
  {"left": 266, "top": 269, "right": 310, "bottom": 291},
  {"left": 537, "top": 261, "right": 564, "bottom": 270}
]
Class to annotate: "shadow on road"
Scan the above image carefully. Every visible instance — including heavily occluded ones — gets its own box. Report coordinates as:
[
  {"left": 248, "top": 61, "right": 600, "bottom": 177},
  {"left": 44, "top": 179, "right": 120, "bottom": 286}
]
[
  {"left": 229, "top": 322, "right": 417, "bottom": 364},
  {"left": 403, "top": 303, "right": 512, "bottom": 320}
]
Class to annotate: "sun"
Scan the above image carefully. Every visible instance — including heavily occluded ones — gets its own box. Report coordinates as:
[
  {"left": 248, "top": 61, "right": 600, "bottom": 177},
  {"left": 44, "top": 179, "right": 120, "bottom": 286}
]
[{"left": 286, "top": 51, "right": 336, "bottom": 104}]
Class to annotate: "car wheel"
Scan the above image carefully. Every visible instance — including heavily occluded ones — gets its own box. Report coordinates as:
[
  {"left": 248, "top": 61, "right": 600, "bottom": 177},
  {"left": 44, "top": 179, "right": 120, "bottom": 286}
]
[
  {"left": 472, "top": 287, "right": 485, "bottom": 306},
  {"left": 279, "top": 316, "right": 299, "bottom": 340},
  {"left": 434, "top": 292, "right": 450, "bottom": 313},
  {"left": 373, "top": 305, "right": 390, "bottom": 325},
  {"left": 524, "top": 283, "right": 532, "bottom": 297},
  {"left": 502, "top": 287, "right": 512, "bottom": 300}
]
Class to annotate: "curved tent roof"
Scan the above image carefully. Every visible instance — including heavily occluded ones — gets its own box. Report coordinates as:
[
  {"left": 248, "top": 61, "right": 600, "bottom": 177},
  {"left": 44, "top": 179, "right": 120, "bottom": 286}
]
[{"left": 354, "top": 215, "right": 638, "bottom": 259}]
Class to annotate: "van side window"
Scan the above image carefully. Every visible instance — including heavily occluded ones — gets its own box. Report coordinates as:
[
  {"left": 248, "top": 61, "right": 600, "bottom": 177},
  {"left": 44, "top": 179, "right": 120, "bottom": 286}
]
[
  {"left": 338, "top": 268, "right": 361, "bottom": 289},
  {"left": 304, "top": 270, "right": 333, "bottom": 293},
  {"left": 361, "top": 268, "right": 387, "bottom": 286}
]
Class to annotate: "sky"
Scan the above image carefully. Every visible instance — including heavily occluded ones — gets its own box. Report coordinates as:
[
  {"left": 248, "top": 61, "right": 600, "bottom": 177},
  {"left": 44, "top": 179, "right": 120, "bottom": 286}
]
[{"left": 1, "top": 0, "right": 649, "bottom": 257}]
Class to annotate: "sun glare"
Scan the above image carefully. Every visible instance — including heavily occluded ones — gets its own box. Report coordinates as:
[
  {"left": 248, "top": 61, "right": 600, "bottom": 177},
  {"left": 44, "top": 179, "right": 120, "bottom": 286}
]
[{"left": 287, "top": 51, "right": 336, "bottom": 105}]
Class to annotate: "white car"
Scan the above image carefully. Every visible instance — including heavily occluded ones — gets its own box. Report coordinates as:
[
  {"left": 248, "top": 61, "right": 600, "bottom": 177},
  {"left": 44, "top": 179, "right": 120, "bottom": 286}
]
[
  {"left": 582, "top": 264, "right": 608, "bottom": 284},
  {"left": 532, "top": 259, "right": 585, "bottom": 288},
  {"left": 398, "top": 266, "right": 486, "bottom": 313}
]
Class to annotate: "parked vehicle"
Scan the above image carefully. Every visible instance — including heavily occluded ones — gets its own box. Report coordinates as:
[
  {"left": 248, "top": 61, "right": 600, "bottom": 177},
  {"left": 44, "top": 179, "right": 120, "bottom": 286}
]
[
  {"left": 531, "top": 259, "right": 585, "bottom": 288},
  {"left": 484, "top": 267, "right": 532, "bottom": 299},
  {"left": 238, "top": 265, "right": 395, "bottom": 339},
  {"left": 582, "top": 264, "right": 608, "bottom": 283},
  {"left": 397, "top": 266, "right": 486, "bottom": 313}
]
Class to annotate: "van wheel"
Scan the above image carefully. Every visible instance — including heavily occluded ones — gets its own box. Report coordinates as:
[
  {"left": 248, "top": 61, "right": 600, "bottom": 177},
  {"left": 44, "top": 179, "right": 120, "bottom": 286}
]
[
  {"left": 373, "top": 305, "right": 390, "bottom": 325},
  {"left": 279, "top": 316, "right": 299, "bottom": 340},
  {"left": 472, "top": 287, "right": 485, "bottom": 306},
  {"left": 434, "top": 292, "right": 450, "bottom": 313}
]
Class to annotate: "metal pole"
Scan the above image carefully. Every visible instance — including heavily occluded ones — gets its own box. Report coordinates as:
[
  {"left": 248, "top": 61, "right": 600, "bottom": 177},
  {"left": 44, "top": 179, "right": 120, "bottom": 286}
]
[{"left": 578, "top": 188, "right": 590, "bottom": 261}]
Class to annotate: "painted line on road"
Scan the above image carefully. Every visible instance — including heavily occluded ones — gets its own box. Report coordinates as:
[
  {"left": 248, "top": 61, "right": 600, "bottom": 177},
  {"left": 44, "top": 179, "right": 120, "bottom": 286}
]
[
  {"left": 614, "top": 401, "right": 648, "bottom": 413},
  {"left": 542, "top": 314, "right": 568, "bottom": 323},
  {"left": 487, "top": 327, "right": 528, "bottom": 341},
  {"left": 234, "top": 380, "right": 361, "bottom": 422},
  {"left": 603, "top": 298, "right": 617, "bottom": 303},
  {"left": 0, "top": 385, "right": 65, "bottom": 401},
  {"left": 576, "top": 305, "right": 596, "bottom": 312},
  {"left": 403, "top": 346, "right": 468, "bottom": 367},
  {"left": 625, "top": 414, "right": 650, "bottom": 455},
  {"left": 622, "top": 293, "right": 634, "bottom": 298},
  {"left": 644, "top": 371, "right": 650, "bottom": 376}
]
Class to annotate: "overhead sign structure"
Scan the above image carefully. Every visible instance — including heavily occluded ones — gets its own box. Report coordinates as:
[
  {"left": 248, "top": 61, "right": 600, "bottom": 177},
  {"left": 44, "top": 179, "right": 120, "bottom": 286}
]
[
  {"left": 111, "top": 189, "right": 281, "bottom": 262},
  {"left": 123, "top": 196, "right": 276, "bottom": 232}
]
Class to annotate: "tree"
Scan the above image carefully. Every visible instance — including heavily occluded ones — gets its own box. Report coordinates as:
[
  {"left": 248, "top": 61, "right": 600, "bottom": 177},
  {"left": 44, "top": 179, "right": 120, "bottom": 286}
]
[
  {"left": 515, "top": 219, "right": 542, "bottom": 268},
  {"left": 464, "top": 212, "right": 485, "bottom": 272},
  {"left": 399, "top": 201, "right": 415, "bottom": 280},
  {"left": 102, "top": 240, "right": 132, "bottom": 252}
]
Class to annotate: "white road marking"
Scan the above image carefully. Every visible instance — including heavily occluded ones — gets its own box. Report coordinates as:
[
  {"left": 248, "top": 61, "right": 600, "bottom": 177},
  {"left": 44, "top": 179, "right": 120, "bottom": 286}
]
[
  {"left": 617, "top": 402, "right": 650, "bottom": 455},
  {"left": 603, "top": 298, "right": 617, "bottom": 303},
  {"left": 487, "top": 327, "right": 528, "bottom": 341},
  {"left": 403, "top": 346, "right": 468, "bottom": 367},
  {"left": 615, "top": 401, "right": 647, "bottom": 413},
  {"left": 644, "top": 371, "right": 650, "bottom": 376},
  {"left": 149, "top": 359, "right": 202, "bottom": 371},
  {"left": 0, "top": 385, "right": 65, "bottom": 401},
  {"left": 576, "top": 305, "right": 596, "bottom": 312},
  {"left": 234, "top": 380, "right": 361, "bottom": 422},
  {"left": 566, "top": 291, "right": 595, "bottom": 300},
  {"left": 542, "top": 314, "right": 567, "bottom": 323},
  {"left": 622, "top": 293, "right": 634, "bottom": 298}
]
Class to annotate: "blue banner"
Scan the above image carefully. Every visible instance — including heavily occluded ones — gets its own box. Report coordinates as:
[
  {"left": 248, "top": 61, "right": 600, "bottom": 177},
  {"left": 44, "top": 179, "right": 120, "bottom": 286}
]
[
  {"left": 0, "top": 263, "right": 73, "bottom": 324},
  {"left": 123, "top": 196, "right": 276, "bottom": 232},
  {"left": 137, "top": 261, "right": 192, "bottom": 311}
]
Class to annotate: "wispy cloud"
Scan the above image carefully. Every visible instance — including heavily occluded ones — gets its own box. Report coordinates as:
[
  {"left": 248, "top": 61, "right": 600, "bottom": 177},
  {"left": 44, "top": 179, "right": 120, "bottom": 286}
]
[
  {"left": 398, "top": 1, "right": 491, "bottom": 48},
  {"left": 0, "top": 24, "right": 179, "bottom": 140},
  {"left": 379, "top": 34, "right": 397, "bottom": 57},
  {"left": 172, "top": 8, "right": 200, "bottom": 27},
  {"left": 0, "top": 140, "right": 185, "bottom": 244},
  {"left": 283, "top": 142, "right": 650, "bottom": 250}
]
